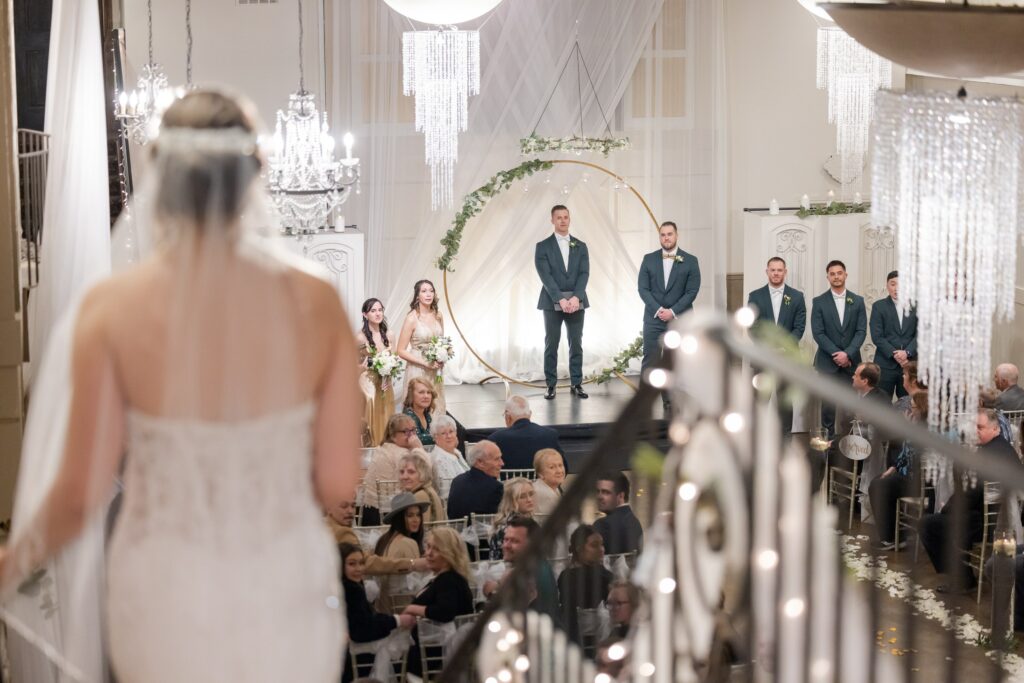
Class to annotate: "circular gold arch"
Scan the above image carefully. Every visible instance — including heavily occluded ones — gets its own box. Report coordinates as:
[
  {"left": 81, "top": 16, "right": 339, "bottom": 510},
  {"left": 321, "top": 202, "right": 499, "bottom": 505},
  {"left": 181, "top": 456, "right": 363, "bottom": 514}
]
[{"left": 443, "top": 158, "right": 659, "bottom": 389}]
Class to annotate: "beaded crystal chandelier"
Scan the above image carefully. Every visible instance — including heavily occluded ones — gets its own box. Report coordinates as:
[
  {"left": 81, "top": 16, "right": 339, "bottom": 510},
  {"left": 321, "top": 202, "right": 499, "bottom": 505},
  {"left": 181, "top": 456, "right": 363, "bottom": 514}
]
[
  {"left": 115, "top": 0, "right": 174, "bottom": 146},
  {"left": 873, "top": 90, "right": 1024, "bottom": 436},
  {"left": 815, "top": 26, "right": 890, "bottom": 194},
  {"left": 268, "top": 0, "right": 359, "bottom": 233},
  {"left": 402, "top": 28, "right": 480, "bottom": 210}
]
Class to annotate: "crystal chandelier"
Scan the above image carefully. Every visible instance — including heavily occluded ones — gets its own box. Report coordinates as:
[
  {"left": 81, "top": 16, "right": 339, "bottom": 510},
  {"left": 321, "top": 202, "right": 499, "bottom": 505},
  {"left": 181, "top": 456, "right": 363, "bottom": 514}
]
[
  {"left": 402, "top": 28, "right": 480, "bottom": 210},
  {"left": 873, "top": 90, "right": 1024, "bottom": 436},
  {"left": 115, "top": 0, "right": 174, "bottom": 145},
  {"left": 268, "top": 0, "right": 359, "bottom": 233},
  {"left": 815, "top": 26, "right": 890, "bottom": 194}
]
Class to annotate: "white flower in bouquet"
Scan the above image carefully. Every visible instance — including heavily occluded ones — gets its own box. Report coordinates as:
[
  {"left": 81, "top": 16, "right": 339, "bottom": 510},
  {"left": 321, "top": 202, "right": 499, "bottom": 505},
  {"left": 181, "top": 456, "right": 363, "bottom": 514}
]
[
  {"left": 422, "top": 336, "right": 455, "bottom": 382},
  {"left": 369, "top": 348, "right": 405, "bottom": 384}
]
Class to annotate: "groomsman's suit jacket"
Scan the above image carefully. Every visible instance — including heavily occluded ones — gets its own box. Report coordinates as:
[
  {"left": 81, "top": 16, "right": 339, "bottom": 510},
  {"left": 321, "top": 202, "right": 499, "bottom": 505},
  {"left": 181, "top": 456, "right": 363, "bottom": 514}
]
[
  {"left": 746, "top": 284, "right": 806, "bottom": 341},
  {"left": 637, "top": 248, "right": 701, "bottom": 321},
  {"left": 535, "top": 234, "right": 590, "bottom": 310},
  {"left": 811, "top": 290, "right": 867, "bottom": 374},
  {"left": 868, "top": 295, "right": 917, "bottom": 372}
]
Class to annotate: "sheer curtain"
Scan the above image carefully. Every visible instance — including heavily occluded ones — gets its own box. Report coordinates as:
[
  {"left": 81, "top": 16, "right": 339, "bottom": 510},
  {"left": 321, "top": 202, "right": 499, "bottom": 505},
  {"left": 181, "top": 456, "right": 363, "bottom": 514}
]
[
  {"left": 27, "top": 0, "right": 111, "bottom": 380},
  {"left": 333, "top": 0, "right": 727, "bottom": 383}
]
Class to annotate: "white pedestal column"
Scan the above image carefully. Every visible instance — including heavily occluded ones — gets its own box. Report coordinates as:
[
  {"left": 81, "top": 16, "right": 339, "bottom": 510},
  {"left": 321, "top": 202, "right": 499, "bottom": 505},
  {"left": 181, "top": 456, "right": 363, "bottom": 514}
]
[{"left": 279, "top": 228, "right": 366, "bottom": 331}]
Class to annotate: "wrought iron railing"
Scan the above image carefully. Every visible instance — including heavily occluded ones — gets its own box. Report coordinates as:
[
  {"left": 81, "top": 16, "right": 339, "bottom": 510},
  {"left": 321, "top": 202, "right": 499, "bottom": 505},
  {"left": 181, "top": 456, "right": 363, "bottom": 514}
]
[
  {"left": 440, "top": 309, "right": 1024, "bottom": 683},
  {"left": 17, "top": 129, "right": 49, "bottom": 287}
]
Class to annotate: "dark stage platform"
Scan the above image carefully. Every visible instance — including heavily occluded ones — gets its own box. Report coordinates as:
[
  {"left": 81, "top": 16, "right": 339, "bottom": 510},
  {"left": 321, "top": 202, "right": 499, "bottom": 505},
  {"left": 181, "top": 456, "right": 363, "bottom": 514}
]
[{"left": 445, "top": 379, "right": 668, "bottom": 473}]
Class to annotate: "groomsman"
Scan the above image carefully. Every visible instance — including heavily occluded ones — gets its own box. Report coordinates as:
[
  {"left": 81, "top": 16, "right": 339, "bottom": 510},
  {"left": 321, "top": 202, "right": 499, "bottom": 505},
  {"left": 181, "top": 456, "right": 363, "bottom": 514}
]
[
  {"left": 869, "top": 270, "right": 917, "bottom": 399},
  {"left": 811, "top": 260, "right": 867, "bottom": 436},
  {"left": 535, "top": 205, "right": 590, "bottom": 400},
  {"left": 746, "top": 256, "right": 806, "bottom": 435},
  {"left": 637, "top": 221, "right": 701, "bottom": 407}
]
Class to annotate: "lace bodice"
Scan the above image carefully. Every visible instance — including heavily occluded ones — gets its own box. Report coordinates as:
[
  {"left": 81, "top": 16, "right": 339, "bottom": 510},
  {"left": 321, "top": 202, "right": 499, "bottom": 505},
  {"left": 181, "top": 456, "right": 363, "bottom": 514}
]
[{"left": 118, "top": 401, "right": 324, "bottom": 551}]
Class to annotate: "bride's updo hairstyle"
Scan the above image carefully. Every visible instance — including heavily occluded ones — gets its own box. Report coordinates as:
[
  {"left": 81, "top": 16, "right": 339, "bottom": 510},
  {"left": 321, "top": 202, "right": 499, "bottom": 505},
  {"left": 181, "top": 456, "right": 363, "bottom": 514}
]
[{"left": 151, "top": 89, "right": 264, "bottom": 230}]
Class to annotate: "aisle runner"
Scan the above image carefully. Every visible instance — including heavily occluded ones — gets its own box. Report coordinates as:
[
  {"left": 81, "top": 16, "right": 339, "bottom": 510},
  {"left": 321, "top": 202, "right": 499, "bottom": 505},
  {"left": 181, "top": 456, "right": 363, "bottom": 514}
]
[{"left": 841, "top": 534, "right": 1024, "bottom": 679}]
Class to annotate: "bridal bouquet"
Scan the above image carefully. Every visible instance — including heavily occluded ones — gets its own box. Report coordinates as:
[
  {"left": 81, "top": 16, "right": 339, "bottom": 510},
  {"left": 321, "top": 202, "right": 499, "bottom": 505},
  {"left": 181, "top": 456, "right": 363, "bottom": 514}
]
[
  {"left": 422, "top": 336, "right": 454, "bottom": 382},
  {"left": 369, "top": 348, "right": 405, "bottom": 386}
]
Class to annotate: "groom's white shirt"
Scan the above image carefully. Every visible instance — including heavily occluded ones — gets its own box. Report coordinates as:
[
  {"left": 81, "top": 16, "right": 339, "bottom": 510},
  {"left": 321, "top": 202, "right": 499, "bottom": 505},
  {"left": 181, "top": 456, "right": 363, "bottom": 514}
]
[{"left": 555, "top": 233, "right": 571, "bottom": 270}]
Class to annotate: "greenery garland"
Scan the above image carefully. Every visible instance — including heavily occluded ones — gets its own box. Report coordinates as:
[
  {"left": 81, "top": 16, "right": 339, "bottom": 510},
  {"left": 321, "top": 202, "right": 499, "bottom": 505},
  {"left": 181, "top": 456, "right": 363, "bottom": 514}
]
[
  {"left": 435, "top": 158, "right": 554, "bottom": 272},
  {"left": 519, "top": 133, "right": 630, "bottom": 157},
  {"left": 795, "top": 201, "right": 870, "bottom": 219},
  {"left": 589, "top": 334, "right": 644, "bottom": 385}
]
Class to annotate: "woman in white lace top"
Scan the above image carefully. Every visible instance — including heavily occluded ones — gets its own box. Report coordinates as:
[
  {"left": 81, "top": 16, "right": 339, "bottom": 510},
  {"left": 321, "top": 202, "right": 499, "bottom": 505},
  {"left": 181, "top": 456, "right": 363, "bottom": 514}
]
[{"left": 429, "top": 415, "right": 469, "bottom": 498}]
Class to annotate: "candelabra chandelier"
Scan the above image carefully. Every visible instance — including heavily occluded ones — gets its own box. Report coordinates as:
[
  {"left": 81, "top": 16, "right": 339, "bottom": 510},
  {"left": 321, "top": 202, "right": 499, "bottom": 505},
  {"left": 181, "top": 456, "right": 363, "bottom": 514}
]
[
  {"left": 268, "top": 0, "right": 359, "bottom": 233},
  {"left": 816, "top": 26, "right": 890, "bottom": 194},
  {"left": 873, "top": 90, "right": 1024, "bottom": 437},
  {"left": 403, "top": 28, "right": 480, "bottom": 210},
  {"left": 114, "top": 0, "right": 174, "bottom": 145}
]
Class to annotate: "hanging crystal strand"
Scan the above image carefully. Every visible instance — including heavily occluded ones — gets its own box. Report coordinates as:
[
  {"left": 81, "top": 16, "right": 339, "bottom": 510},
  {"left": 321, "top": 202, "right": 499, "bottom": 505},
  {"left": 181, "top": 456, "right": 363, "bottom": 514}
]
[
  {"left": 404, "top": 28, "right": 480, "bottom": 209},
  {"left": 873, "top": 90, "right": 1024, "bottom": 438},
  {"left": 816, "top": 27, "right": 891, "bottom": 198}
]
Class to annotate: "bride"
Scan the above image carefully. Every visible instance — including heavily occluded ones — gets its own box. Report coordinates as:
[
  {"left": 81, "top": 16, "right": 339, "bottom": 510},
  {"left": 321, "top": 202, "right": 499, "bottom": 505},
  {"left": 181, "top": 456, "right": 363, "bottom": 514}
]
[{"left": 0, "top": 89, "right": 361, "bottom": 681}]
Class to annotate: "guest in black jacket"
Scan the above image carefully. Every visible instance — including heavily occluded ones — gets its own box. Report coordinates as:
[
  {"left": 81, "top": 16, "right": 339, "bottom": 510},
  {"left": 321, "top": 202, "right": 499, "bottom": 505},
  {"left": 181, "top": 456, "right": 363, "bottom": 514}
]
[
  {"left": 488, "top": 396, "right": 565, "bottom": 471},
  {"left": 339, "top": 543, "right": 415, "bottom": 682},
  {"left": 558, "top": 524, "right": 613, "bottom": 644},
  {"left": 401, "top": 527, "right": 475, "bottom": 676},
  {"left": 447, "top": 440, "right": 504, "bottom": 520},
  {"left": 920, "top": 409, "right": 1024, "bottom": 591},
  {"left": 594, "top": 473, "right": 643, "bottom": 555}
]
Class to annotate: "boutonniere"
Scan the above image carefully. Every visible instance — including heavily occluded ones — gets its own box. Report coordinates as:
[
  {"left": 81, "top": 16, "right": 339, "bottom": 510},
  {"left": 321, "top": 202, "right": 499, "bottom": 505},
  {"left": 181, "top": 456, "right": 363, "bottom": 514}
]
[
  {"left": 783, "top": 294, "right": 792, "bottom": 306},
  {"left": 673, "top": 254, "right": 684, "bottom": 263},
  {"left": 569, "top": 240, "right": 579, "bottom": 249},
  {"left": 846, "top": 296, "right": 854, "bottom": 305}
]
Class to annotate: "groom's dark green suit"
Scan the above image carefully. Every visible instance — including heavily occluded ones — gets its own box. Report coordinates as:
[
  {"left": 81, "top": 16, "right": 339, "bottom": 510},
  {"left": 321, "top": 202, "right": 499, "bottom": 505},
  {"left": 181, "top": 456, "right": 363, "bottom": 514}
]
[{"left": 535, "top": 233, "right": 589, "bottom": 388}]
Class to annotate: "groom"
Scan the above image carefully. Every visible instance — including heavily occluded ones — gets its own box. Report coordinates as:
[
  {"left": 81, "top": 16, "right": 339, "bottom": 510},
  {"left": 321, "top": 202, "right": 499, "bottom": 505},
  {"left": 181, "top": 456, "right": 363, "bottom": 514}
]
[
  {"left": 535, "top": 205, "right": 590, "bottom": 400},
  {"left": 638, "top": 221, "right": 700, "bottom": 407}
]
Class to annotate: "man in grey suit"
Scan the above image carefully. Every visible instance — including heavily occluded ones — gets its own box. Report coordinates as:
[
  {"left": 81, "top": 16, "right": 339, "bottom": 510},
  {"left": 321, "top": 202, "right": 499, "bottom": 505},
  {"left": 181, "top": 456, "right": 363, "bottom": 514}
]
[
  {"left": 869, "top": 270, "right": 917, "bottom": 400},
  {"left": 535, "top": 205, "right": 590, "bottom": 400},
  {"left": 746, "top": 256, "right": 805, "bottom": 435},
  {"left": 994, "top": 363, "right": 1024, "bottom": 411},
  {"left": 811, "top": 259, "right": 867, "bottom": 436},
  {"left": 637, "top": 221, "right": 700, "bottom": 407}
]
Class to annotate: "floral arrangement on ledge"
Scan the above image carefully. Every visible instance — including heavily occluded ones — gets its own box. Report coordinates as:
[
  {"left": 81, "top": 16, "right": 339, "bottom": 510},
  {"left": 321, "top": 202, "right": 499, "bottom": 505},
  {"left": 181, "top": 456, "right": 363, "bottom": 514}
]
[
  {"left": 795, "top": 201, "right": 870, "bottom": 219},
  {"left": 519, "top": 133, "right": 630, "bottom": 157},
  {"left": 435, "top": 159, "right": 554, "bottom": 272},
  {"left": 589, "top": 334, "right": 644, "bottom": 385}
]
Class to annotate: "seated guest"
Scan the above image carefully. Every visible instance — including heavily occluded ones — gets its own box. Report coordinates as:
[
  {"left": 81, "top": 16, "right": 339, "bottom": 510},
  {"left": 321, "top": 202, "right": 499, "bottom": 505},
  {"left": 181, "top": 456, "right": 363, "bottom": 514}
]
[
  {"left": 606, "top": 581, "right": 640, "bottom": 639},
  {"left": 340, "top": 543, "right": 415, "bottom": 683},
  {"left": 447, "top": 440, "right": 504, "bottom": 520},
  {"left": 400, "top": 528, "right": 474, "bottom": 676},
  {"left": 374, "top": 493, "right": 428, "bottom": 611},
  {"left": 893, "top": 361, "right": 925, "bottom": 416},
  {"left": 399, "top": 453, "right": 446, "bottom": 524},
  {"left": 558, "top": 524, "right": 612, "bottom": 644},
  {"left": 533, "top": 448, "right": 566, "bottom": 516},
  {"left": 488, "top": 395, "right": 564, "bottom": 471},
  {"left": 325, "top": 498, "right": 428, "bottom": 575},
  {"left": 489, "top": 478, "right": 537, "bottom": 560},
  {"left": 594, "top": 473, "right": 644, "bottom": 555},
  {"left": 362, "top": 414, "right": 431, "bottom": 525},
  {"left": 430, "top": 415, "right": 470, "bottom": 499},
  {"left": 868, "top": 391, "right": 928, "bottom": 549},
  {"left": 818, "top": 361, "right": 889, "bottom": 492},
  {"left": 994, "top": 363, "right": 1024, "bottom": 412},
  {"left": 483, "top": 517, "right": 560, "bottom": 623},
  {"left": 920, "top": 409, "right": 1024, "bottom": 591},
  {"left": 979, "top": 388, "right": 1014, "bottom": 443},
  {"left": 403, "top": 377, "right": 438, "bottom": 447}
]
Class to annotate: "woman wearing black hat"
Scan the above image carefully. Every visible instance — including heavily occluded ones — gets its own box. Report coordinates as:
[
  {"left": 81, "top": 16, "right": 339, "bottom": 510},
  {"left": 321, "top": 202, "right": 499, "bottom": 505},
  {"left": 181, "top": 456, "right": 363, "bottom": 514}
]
[{"left": 373, "top": 492, "right": 429, "bottom": 612}]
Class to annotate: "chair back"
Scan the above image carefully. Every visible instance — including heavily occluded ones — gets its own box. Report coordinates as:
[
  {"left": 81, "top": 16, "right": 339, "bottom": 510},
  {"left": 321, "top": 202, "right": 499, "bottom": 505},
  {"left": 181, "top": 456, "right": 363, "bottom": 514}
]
[
  {"left": 577, "top": 607, "right": 603, "bottom": 658},
  {"left": 389, "top": 591, "right": 417, "bottom": 615},
  {"left": 348, "top": 635, "right": 408, "bottom": 683},
  {"left": 352, "top": 524, "right": 390, "bottom": 551},
  {"left": 425, "top": 517, "right": 467, "bottom": 535},
  {"left": 499, "top": 468, "right": 537, "bottom": 481},
  {"left": 469, "top": 513, "right": 498, "bottom": 561},
  {"left": 417, "top": 618, "right": 458, "bottom": 681}
]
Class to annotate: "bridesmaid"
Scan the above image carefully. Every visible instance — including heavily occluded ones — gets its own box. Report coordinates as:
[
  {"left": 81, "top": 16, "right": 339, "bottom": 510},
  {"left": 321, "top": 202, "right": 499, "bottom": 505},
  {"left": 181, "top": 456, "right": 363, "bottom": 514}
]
[
  {"left": 356, "top": 298, "right": 395, "bottom": 447},
  {"left": 397, "top": 279, "right": 447, "bottom": 417}
]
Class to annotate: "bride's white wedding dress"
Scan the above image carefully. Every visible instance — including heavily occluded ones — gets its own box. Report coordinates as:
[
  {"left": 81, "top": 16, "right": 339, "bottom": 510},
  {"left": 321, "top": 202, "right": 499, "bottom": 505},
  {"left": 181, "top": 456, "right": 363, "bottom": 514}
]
[{"left": 106, "top": 401, "right": 344, "bottom": 682}]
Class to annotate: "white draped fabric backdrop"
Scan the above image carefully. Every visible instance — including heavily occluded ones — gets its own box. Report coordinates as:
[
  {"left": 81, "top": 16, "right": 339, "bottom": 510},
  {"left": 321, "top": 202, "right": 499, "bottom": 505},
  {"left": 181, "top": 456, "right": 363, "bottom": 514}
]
[{"left": 332, "top": 0, "right": 727, "bottom": 384}]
